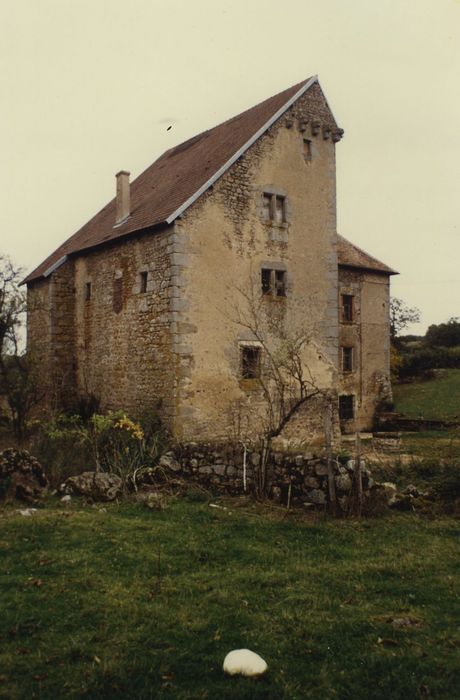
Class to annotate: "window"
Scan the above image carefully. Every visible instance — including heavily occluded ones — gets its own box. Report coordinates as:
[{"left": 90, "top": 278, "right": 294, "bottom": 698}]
[
  {"left": 139, "top": 271, "right": 148, "bottom": 293},
  {"left": 342, "top": 346, "right": 354, "bottom": 372},
  {"left": 261, "top": 268, "right": 286, "bottom": 297},
  {"left": 339, "top": 395, "right": 354, "bottom": 420},
  {"left": 85, "top": 282, "right": 92, "bottom": 301},
  {"left": 341, "top": 294, "right": 354, "bottom": 322},
  {"left": 303, "top": 138, "right": 312, "bottom": 161},
  {"left": 113, "top": 276, "right": 123, "bottom": 313},
  {"left": 262, "top": 192, "right": 287, "bottom": 224},
  {"left": 241, "top": 346, "right": 261, "bottom": 379}
]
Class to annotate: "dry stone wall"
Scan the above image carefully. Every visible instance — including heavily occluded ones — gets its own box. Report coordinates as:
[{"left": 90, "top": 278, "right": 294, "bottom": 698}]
[{"left": 157, "top": 442, "right": 372, "bottom": 513}]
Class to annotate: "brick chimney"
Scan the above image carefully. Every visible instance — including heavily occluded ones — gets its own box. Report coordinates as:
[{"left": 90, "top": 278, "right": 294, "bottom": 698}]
[{"left": 115, "top": 170, "right": 130, "bottom": 224}]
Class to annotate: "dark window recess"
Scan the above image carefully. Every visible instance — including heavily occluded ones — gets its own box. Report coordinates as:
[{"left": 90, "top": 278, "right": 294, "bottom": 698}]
[
  {"left": 85, "top": 282, "right": 91, "bottom": 301},
  {"left": 241, "top": 346, "right": 261, "bottom": 379},
  {"left": 341, "top": 294, "right": 354, "bottom": 322},
  {"left": 303, "top": 138, "right": 312, "bottom": 161},
  {"left": 339, "top": 395, "right": 354, "bottom": 420},
  {"left": 113, "top": 277, "right": 123, "bottom": 314},
  {"left": 140, "top": 271, "right": 148, "bottom": 293},
  {"left": 261, "top": 268, "right": 286, "bottom": 297},
  {"left": 342, "top": 347, "right": 353, "bottom": 372},
  {"left": 261, "top": 269, "right": 272, "bottom": 295}
]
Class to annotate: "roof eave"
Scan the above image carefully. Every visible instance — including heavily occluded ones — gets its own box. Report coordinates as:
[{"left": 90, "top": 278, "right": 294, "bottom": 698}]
[{"left": 338, "top": 262, "right": 399, "bottom": 276}]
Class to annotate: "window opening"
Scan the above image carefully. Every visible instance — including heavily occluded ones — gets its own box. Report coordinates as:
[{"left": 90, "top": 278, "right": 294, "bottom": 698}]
[
  {"left": 339, "top": 395, "right": 354, "bottom": 420},
  {"left": 303, "top": 138, "right": 312, "bottom": 161},
  {"left": 342, "top": 347, "right": 353, "bottom": 372},
  {"left": 241, "top": 346, "right": 261, "bottom": 379},
  {"left": 262, "top": 192, "right": 287, "bottom": 224},
  {"left": 341, "top": 294, "right": 353, "bottom": 322},
  {"left": 261, "top": 268, "right": 286, "bottom": 297},
  {"left": 85, "top": 282, "right": 91, "bottom": 301},
  {"left": 140, "top": 271, "right": 148, "bottom": 294}
]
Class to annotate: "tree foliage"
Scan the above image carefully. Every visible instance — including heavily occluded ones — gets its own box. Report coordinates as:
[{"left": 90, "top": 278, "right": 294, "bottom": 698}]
[
  {"left": 425, "top": 317, "right": 460, "bottom": 348},
  {"left": 390, "top": 297, "right": 421, "bottom": 340}
]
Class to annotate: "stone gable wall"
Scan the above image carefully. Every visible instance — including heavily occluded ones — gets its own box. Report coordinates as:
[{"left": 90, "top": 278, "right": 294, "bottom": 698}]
[{"left": 169, "top": 86, "right": 341, "bottom": 442}]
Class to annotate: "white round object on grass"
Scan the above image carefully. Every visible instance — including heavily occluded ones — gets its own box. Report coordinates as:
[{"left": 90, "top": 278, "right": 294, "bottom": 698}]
[{"left": 223, "top": 649, "right": 268, "bottom": 677}]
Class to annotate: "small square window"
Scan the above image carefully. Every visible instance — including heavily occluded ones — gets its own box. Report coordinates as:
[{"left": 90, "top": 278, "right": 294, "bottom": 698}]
[
  {"left": 140, "top": 271, "right": 148, "bottom": 294},
  {"left": 262, "top": 192, "right": 287, "bottom": 224},
  {"left": 339, "top": 395, "right": 354, "bottom": 420},
  {"left": 241, "top": 346, "right": 261, "bottom": 379},
  {"left": 342, "top": 347, "right": 353, "bottom": 372},
  {"left": 261, "top": 268, "right": 286, "bottom": 297},
  {"left": 341, "top": 294, "right": 353, "bottom": 322},
  {"left": 85, "top": 282, "right": 92, "bottom": 301}
]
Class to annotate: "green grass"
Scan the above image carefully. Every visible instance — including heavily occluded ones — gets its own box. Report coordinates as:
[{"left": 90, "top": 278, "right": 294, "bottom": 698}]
[
  {"left": 1, "top": 500, "right": 459, "bottom": 699},
  {"left": 393, "top": 369, "right": 460, "bottom": 421}
]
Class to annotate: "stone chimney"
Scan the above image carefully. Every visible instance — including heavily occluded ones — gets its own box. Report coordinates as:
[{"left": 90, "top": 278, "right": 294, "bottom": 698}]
[{"left": 115, "top": 170, "right": 130, "bottom": 224}]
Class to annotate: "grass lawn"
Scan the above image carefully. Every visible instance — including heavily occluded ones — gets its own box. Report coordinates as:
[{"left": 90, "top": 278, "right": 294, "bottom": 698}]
[
  {"left": 393, "top": 369, "right": 460, "bottom": 421},
  {"left": 1, "top": 499, "right": 459, "bottom": 699}
]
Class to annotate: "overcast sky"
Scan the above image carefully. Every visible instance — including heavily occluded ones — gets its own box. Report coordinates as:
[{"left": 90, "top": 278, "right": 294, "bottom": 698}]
[{"left": 1, "top": 0, "right": 459, "bottom": 333}]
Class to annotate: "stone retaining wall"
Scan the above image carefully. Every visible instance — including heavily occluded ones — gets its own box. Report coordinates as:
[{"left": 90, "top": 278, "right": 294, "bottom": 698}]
[{"left": 156, "top": 442, "right": 373, "bottom": 512}]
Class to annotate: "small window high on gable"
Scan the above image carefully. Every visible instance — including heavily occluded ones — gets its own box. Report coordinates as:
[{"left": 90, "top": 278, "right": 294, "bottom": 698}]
[
  {"left": 85, "top": 282, "right": 92, "bottom": 301},
  {"left": 262, "top": 192, "right": 287, "bottom": 224}
]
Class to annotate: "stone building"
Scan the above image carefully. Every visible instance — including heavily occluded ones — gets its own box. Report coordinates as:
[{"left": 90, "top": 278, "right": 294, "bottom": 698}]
[{"left": 26, "top": 76, "right": 396, "bottom": 445}]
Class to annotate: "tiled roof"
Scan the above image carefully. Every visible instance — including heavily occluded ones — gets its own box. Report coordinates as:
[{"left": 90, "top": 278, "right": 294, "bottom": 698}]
[
  {"left": 337, "top": 235, "right": 397, "bottom": 275},
  {"left": 26, "top": 76, "right": 319, "bottom": 283}
]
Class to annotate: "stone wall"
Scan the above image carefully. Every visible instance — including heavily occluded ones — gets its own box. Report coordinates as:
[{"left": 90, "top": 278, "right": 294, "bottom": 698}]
[
  {"left": 338, "top": 267, "right": 392, "bottom": 432},
  {"left": 159, "top": 442, "right": 372, "bottom": 513},
  {"left": 73, "top": 228, "right": 177, "bottom": 426},
  {"left": 170, "top": 85, "right": 342, "bottom": 442}
]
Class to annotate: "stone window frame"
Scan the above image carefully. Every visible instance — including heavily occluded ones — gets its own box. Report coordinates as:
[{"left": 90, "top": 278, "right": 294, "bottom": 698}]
[
  {"left": 340, "top": 293, "right": 354, "bottom": 323},
  {"left": 238, "top": 340, "right": 262, "bottom": 381},
  {"left": 302, "top": 137, "right": 312, "bottom": 163},
  {"left": 341, "top": 346, "right": 354, "bottom": 373},
  {"left": 133, "top": 264, "right": 155, "bottom": 295},
  {"left": 139, "top": 270, "right": 148, "bottom": 294},
  {"left": 339, "top": 394, "right": 355, "bottom": 421},
  {"left": 260, "top": 263, "right": 287, "bottom": 299},
  {"left": 259, "top": 186, "right": 291, "bottom": 229}
]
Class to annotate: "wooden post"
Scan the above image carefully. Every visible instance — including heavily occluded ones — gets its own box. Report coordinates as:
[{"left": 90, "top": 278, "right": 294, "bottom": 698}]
[
  {"left": 355, "top": 433, "right": 363, "bottom": 516},
  {"left": 324, "top": 403, "right": 337, "bottom": 515}
]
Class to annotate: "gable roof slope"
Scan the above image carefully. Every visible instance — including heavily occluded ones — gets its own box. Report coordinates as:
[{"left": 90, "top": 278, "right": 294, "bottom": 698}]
[
  {"left": 26, "top": 76, "right": 327, "bottom": 283},
  {"left": 337, "top": 235, "right": 398, "bottom": 275}
]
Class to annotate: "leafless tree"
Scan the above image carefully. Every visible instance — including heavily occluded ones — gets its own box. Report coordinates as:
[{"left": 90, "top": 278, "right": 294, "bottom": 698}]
[
  {"left": 0, "top": 254, "right": 43, "bottom": 441},
  {"left": 225, "top": 278, "right": 335, "bottom": 498}
]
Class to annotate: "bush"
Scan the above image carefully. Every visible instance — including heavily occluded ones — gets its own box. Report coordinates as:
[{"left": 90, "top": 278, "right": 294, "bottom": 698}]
[
  {"left": 397, "top": 346, "right": 460, "bottom": 378},
  {"left": 32, "top": 410, "right": 168, "bottom": 488}
]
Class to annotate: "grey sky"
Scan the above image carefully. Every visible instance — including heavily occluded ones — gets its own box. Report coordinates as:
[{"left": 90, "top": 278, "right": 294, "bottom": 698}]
[{"left": 1, "top": 0, "right": 459, "bottom": 333}]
